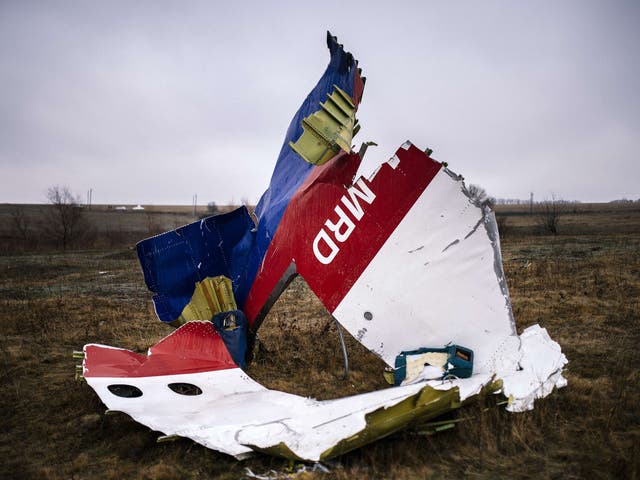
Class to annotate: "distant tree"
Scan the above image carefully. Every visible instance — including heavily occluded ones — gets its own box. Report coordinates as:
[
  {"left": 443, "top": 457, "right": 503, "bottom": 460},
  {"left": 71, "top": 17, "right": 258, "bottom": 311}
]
[
  {"left": 467, "top": 184, "right": 496, "bottom": 208},
  {"left": 44, "top": 185, "right": 89, "bottom": 251},
  {"left": 10, "top": 207, "right": 30, "bottom": 242},
  {"left": 207, "top": 201, "right": 220, "bottom": 215},
  {"left": 145, "top": 211, "right": 162, "bottom": 236},
  {"left": 496, "top": 215, "right": 512, "bottom": 238},
  {"left": 536, "top": 194, "right": 565, "bottom": 235},
  {"left": 198, "top": 201, "right": 220, "bottom": 219}
]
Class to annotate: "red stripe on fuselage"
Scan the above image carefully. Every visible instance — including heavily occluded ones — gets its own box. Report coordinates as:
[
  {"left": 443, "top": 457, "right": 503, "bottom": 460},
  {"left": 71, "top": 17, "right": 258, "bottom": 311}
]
[
  {"left": 244, "top": 143, "right": 442, "bottom": 324},
  {"left": 84, "top": 322, "right": 237, "bottom": 377}
]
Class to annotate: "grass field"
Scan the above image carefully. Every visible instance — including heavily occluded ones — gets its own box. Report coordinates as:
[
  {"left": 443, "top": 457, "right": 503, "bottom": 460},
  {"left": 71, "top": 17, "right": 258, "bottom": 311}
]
[{"left": 0, "top": 203, "right": 639, "bottom": 479}]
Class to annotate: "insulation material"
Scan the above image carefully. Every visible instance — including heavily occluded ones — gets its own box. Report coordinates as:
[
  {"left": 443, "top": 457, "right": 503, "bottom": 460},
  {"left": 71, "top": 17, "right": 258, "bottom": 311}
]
[{"left": 404, "top": 352, "right": 448, "bottom": 383}]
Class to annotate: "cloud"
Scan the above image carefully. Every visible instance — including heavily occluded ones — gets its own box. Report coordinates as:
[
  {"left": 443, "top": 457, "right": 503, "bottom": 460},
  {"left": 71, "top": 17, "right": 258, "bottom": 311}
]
[{"left": 1, "top": 1, "right": 638, "bottom": 203}]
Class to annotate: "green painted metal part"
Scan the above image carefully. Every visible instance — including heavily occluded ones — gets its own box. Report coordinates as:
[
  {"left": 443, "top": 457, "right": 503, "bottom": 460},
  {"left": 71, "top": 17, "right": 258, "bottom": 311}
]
[
  {"left": 248, "top": 442, "right": 308, "bottom": 462},
  {"left": 247, "top": 380, "right": 504, "bottom": 461},
  {"left": 415, "top": 418, "right": 460, "bottom": 436},
  {"left": 319, "top": 385, "right": 462, "bottom": 460},
  {"left": 288, "top": 85, "right": 359, "bottom": 165},
  {"left": 73, "top": 350, "right": 85, "bottom": 381},
  {"left": 247, "top": 385, "right": 463, "bottom": 461}
]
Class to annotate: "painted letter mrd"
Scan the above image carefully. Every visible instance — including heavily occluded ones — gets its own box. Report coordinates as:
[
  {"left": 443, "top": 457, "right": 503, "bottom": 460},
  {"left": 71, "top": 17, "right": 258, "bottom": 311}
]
[{"left": 312, "top": 179, "right": 376, "bottom": 265}]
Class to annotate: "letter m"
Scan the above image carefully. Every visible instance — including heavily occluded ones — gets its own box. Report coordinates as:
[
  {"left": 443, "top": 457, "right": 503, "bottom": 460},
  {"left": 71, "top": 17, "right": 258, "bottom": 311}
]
[{"left": 341, "top": 179, "right": 376, "bottom": 221}]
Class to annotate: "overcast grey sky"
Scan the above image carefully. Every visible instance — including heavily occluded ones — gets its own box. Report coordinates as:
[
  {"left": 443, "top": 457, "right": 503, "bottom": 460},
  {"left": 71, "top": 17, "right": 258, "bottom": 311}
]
[{"left": 1, "top": 1, "right": 638, "bottom": 205}]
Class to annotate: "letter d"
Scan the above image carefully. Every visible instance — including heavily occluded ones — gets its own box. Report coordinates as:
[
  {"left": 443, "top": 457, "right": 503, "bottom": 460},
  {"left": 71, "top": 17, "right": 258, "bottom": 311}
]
[{"left": 313, "top": 229, "right": 340, "bottom": 265}]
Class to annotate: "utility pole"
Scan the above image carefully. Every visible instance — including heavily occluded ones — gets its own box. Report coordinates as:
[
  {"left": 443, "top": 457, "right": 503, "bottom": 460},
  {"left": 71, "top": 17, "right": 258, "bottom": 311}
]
[{"left": 530, "top": 192, "right": 534, "bottom": 215}]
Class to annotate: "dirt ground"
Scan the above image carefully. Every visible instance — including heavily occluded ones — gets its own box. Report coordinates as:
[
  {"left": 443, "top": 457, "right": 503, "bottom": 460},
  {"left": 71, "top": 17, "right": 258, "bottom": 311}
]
[{"left": 0, "top": 203, "right": 639, "bottom": 479}]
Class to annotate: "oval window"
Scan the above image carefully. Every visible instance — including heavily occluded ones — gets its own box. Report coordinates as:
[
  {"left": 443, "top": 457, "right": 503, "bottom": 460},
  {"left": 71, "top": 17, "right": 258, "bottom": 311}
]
[
  {"left": 107, "top": 384, "right": 143, "bottom": 398},
  {"left": 168, "top": 383, "right": 203, "bottom": 396}
]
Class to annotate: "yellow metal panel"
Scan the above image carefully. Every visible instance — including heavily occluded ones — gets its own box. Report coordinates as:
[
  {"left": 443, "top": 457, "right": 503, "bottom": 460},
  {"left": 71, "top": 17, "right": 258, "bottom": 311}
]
[
  {"left": 288, "top": 84, "right": 359, "bottom": 165},
  {"left": 176, "top": 276, "right": 237, "bottom": 325}
]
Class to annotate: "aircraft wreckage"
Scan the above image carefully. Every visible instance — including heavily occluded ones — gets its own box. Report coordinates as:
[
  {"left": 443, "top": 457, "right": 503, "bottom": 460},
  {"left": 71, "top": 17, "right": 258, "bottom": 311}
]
[{"left": 81, "top": 33, "right": 567, "bottom": 461}]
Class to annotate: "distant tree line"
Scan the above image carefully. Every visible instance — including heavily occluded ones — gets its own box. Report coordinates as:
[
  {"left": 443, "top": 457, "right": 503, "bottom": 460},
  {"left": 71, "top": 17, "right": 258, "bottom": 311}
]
[
  {"left": 3, "top": 186, "right": 227, "bottom": 253},
  {"left": 608, "top": 198, "right": 640, "bottom": 203},
  {"left": 6, "top": 183, "right": 633, "bottom": 253},
  {"left": 467, "top": 183, "right": 576, "bottom": 237},
  {"left": 494, "top": 198, "right": 583, "bottom": 205}
]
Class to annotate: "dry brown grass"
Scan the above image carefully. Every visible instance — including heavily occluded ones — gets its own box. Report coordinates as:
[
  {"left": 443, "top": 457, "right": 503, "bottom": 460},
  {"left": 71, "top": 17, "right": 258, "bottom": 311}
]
[
  {"left": 247, "top": 277, "right": 389, "bottom": 399},
  {"left": 0, "top": 204, "right": 639, "bottom": 479}
]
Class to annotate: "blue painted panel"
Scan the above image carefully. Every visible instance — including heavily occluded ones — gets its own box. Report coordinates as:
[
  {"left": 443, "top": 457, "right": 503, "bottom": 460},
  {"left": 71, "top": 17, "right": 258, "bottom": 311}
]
[
  {"left": 211, "top": 310, "right": 248, "bottom": 368},
  {"left": 136, "top": 207, "right": 255, "bottom": 323},
  {"left": 137, "top": 33, "right": 360, "bottom": 323},
  {"left": 240, "top": 33, "right": 358, "bottom": 308}
]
